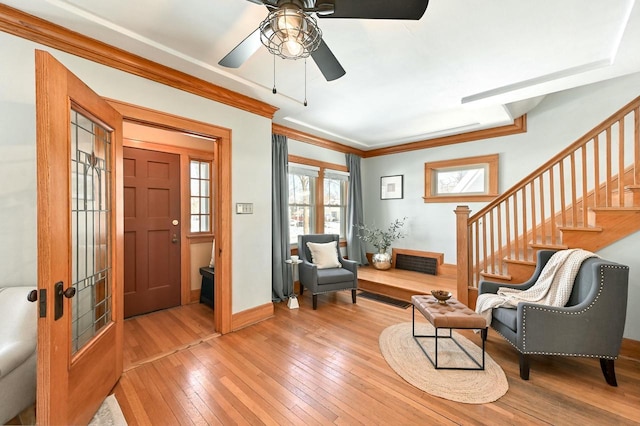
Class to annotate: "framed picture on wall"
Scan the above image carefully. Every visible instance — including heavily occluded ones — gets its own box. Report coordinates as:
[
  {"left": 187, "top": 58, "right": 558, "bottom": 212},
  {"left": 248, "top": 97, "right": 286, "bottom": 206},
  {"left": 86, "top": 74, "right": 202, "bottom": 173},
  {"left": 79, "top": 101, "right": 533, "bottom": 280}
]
[{"left": 380, "top": 175, "right": 403, "bottom": 199}]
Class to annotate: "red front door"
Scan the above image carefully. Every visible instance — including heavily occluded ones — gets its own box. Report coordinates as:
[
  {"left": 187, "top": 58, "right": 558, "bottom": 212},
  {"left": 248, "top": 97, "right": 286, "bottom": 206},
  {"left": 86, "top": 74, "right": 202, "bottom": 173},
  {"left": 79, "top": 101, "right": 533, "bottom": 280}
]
[{"left": 123, "top": 147, "right": 181, "bottom": 318}]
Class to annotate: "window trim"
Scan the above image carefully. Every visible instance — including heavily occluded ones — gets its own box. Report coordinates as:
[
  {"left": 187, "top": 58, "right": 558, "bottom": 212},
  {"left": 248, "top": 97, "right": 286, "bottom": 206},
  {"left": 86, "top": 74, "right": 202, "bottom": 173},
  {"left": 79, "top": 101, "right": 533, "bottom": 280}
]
[{"left": 423, "top": 154, "right": 499, "bottom": 203}]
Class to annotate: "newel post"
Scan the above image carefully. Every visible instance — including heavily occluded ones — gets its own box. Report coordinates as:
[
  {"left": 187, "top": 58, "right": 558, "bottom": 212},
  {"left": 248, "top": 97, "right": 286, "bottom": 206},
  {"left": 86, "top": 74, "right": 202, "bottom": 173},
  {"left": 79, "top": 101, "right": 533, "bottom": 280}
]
[{"left": 454, "top": 205, "right": 471, "bottom": 306}]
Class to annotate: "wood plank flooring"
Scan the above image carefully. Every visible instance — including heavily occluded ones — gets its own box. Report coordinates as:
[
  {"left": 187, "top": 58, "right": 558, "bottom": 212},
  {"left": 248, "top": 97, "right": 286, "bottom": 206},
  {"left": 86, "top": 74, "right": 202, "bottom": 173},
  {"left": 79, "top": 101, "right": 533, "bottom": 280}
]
[
  {"left": 114, "top": 293, "right": 640, "bottom": 425},
  {"left": 123, "top": 302, "right": 218, "bottom": 371}
]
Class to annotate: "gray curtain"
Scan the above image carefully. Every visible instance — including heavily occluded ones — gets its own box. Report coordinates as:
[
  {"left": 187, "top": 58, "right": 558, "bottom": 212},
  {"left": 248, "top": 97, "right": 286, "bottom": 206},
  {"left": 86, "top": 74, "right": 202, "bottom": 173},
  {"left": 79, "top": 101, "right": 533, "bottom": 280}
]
[
  {"left": 346, "top": 153, "right": 368, "bottom": 265},
  {"left": 272, "top": 134, "right": 292, "bottom": 301}
]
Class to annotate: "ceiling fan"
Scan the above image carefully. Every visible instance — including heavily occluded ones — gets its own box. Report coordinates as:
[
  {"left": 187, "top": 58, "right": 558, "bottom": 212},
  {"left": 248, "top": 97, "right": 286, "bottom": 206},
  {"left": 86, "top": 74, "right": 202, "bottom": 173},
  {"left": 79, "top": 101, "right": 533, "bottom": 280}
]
[{"left": 218, "top": 0, "right": 430, "bottom": 81}]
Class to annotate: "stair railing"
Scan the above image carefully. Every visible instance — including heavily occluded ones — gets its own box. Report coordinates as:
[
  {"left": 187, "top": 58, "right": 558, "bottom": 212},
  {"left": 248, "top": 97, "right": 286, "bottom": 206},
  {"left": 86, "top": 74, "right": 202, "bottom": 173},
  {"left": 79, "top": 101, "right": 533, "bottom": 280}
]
[{"left": 456, "top": 96, "right": 640, "bottom": 306}]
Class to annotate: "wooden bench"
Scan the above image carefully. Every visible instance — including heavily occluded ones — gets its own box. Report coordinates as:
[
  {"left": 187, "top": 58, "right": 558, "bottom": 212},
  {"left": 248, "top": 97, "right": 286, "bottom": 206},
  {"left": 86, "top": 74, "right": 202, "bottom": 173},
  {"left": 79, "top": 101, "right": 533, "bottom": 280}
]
[{"left": 357, "top": 248, "right": 457, "bottom": 302}]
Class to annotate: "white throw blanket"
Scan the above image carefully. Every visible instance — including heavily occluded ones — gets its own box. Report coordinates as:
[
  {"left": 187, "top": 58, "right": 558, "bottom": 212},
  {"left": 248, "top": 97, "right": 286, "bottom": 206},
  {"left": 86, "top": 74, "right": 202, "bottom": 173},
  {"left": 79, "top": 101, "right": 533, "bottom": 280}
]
[{"left": 475, "top": 249, "right": 598, "bottom": 327}]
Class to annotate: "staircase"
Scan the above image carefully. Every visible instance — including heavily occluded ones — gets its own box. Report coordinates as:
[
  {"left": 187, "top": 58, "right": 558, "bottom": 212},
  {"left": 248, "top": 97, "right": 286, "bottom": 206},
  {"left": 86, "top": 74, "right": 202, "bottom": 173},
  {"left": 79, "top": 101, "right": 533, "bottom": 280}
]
[{"left": 455, "top": 96, "right": 640, "bottom": 307}]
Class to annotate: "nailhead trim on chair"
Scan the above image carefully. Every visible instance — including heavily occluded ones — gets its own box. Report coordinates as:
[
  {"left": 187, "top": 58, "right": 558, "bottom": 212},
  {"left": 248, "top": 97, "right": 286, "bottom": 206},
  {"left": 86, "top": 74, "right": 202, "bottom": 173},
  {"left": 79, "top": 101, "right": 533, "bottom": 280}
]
[{"left": 518, "top": 264, "right": 628, "bottom": 358}]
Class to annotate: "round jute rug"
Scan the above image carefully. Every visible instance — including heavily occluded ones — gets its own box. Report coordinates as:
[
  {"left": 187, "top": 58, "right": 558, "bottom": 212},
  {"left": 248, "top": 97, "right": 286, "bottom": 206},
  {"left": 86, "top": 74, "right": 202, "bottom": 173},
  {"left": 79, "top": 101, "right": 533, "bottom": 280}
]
[{"left": 379, "top": 322, "right": 508, "bottom": 404}]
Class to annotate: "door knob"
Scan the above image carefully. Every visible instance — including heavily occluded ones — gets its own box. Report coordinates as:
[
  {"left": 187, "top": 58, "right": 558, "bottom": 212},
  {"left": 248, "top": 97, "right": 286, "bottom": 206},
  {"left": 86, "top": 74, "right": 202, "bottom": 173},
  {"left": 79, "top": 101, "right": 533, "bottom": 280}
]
[
  {"left": 27, "top": 289, "right": 38, "bottom": 302},
  {"left": 63, "top": 287, "right": 76, "bottom": 298}
]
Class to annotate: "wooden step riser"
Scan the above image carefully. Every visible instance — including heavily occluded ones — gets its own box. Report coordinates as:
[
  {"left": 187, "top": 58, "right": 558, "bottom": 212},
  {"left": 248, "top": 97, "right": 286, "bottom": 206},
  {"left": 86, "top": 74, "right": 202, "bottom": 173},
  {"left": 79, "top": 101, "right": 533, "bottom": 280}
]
[
  {"left": 357, "top": 280, "right": 417, "bottom": 303},
  {"left": 562, "top": 209, "right": 640, "bottom": 252},
  {"left": 485, "top": 209, "right": 639, "bottom": 282}
]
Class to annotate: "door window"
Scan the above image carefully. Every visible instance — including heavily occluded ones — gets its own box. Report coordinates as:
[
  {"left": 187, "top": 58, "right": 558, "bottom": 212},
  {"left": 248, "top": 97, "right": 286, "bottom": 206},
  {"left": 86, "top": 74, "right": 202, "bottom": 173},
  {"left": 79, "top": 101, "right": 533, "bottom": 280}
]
[{"left": 70, "top": 109, "right": 112, "bottom": 354}]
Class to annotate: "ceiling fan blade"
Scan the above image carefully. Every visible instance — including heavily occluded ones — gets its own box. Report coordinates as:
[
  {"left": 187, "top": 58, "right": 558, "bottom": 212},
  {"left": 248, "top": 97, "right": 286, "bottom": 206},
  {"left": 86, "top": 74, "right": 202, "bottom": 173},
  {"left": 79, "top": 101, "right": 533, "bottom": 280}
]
[
  {"left": 320, "top": 0, "right": 429, "bottom": 20},
  {"left": 310, "top": 39, "right": 346, "bottom": 81},
  {"left": 218, "top": 28, "right": 262, "bottom": 68}
]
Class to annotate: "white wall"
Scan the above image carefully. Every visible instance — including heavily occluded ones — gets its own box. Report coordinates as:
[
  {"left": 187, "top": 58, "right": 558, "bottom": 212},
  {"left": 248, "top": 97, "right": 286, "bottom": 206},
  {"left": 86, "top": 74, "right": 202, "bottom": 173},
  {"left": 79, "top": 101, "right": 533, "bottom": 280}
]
[
  {"left": 362, "top": 72, "right": 640, "bottom": 340},
  {"left": 0, "top": 32, "right": 272, "bottom": 313},
  {"left": 288, "top": 138, "right": 347, "bottom": 166}
]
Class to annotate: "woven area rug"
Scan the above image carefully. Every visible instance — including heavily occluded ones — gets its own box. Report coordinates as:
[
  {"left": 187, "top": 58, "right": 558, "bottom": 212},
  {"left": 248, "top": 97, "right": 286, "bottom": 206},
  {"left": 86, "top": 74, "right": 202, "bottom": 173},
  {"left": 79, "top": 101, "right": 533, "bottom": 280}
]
[
  {"left": 89, "top": 394, "right": 128, "bottom": 425},
  {"left": 379, "top": 322, "right": 508, "bottom": 404}
]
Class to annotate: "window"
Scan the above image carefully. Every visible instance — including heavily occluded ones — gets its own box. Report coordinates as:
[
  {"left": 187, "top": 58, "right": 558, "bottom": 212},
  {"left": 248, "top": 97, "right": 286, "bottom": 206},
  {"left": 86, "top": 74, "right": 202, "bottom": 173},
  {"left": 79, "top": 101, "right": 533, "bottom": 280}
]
[
  {"left": 288, "top": 164, "right": 317, "bottom": 244},
  {"left": 423, "top": 154, "right": 499, "bottom": 202},
  {"left": 190, "top": 159, "right": 211, "bottom": 232},
  {"left": 323, "top": 171, "right": 348, "bottom": 237},
  {"left": 288, "top": 159, "right": 349, "bottom": 244}
]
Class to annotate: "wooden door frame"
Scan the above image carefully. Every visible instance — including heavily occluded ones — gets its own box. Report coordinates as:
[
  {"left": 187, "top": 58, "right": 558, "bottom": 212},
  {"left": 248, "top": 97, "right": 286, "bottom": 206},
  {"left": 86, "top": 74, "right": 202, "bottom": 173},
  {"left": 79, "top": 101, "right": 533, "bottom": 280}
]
[{"left": 106, "top": 99, "right": 232, "bottom": 334}]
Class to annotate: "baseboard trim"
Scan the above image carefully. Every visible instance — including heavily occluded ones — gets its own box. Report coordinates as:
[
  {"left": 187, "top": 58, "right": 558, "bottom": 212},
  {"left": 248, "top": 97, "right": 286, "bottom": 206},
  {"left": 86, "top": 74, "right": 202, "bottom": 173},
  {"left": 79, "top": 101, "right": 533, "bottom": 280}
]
[
  {"left": 231, "top": 302, "right": 274, "bottom": 331},
  {"left": 620, "top": 338, "right": 640, "bottom": 361}
]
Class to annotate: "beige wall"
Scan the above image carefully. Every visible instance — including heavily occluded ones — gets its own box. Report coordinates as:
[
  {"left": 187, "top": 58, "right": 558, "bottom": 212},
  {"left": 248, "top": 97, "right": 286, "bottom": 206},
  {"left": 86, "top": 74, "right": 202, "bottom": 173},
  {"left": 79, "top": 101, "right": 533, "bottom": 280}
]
[{"left": 191, "top": 242, "right": 213, "bottom": 291}]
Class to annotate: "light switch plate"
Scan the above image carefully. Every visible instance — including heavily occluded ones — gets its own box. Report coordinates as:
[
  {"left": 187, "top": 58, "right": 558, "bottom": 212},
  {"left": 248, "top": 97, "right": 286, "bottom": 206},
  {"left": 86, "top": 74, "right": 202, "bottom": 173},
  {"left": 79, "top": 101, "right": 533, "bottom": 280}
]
[{"left": 236, "top": 203, "right": 253, "bottom": 214}]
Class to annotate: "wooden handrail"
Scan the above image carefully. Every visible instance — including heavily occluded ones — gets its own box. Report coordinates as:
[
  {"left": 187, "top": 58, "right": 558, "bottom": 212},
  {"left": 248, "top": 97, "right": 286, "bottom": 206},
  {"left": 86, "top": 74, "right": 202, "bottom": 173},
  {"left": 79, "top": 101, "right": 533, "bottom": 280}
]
[
  {"left": 458, "top": 95, "right": 640, "bottom": 301},
  {"left": 468, "top": 95, "right": 640, "bottom": 225}
]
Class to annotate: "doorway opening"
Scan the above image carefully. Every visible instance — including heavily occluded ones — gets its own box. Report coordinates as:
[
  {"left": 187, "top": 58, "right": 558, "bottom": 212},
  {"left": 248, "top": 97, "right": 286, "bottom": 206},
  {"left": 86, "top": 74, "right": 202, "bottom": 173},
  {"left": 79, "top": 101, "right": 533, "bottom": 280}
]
[
  {"left": 120, "top": 121, "right": 219, "bottom": 369},
  {"left": 106, "top": 99, "right": 234, "bottom": 367}
]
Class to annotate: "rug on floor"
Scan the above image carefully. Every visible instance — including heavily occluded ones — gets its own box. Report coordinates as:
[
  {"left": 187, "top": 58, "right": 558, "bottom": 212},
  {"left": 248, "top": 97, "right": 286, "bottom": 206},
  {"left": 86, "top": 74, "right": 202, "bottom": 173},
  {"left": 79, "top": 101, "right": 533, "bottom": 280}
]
[
  {"left": 358, "top": 291, "right": 412, "bottom": 308},
  {"left": 379, "top": 322, "right": 508, "bottom": 404},
  {"left": 89, "top": 394, "right": 127, "bottom": 426}
]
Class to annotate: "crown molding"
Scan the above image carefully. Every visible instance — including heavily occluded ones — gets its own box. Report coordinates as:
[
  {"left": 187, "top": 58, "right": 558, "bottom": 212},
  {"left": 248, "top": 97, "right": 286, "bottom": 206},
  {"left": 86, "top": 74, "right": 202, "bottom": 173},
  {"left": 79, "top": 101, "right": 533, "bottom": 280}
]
[
  {"left": 275, "top": 116, "right": 527, "bottom": 158},
  {"left": 272, "top": 124, "right": 366, "bottom": 156},
  {"left": 0, "top": 4, "right": 278, "bottom": 119},
  {"left": 363, "top": 115, "right": 527, "bottom": 158}
]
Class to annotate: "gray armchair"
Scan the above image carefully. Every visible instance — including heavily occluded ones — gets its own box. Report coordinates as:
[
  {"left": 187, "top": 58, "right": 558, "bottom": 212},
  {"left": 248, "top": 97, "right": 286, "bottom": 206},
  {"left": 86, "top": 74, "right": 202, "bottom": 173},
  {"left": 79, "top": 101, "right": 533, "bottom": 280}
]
[
  {"left": 478, "top": 250, "right": 629, "bottom": 386},
  {"left": 298, "top": 234, "right": 358, "bottom": 310}
]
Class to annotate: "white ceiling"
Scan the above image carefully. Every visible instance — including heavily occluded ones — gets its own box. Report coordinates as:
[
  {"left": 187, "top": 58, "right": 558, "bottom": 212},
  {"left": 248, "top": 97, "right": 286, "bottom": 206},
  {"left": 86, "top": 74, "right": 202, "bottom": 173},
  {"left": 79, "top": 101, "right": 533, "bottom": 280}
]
[{"left": 6, "top": 0, "right": 640, "bottom": 150}]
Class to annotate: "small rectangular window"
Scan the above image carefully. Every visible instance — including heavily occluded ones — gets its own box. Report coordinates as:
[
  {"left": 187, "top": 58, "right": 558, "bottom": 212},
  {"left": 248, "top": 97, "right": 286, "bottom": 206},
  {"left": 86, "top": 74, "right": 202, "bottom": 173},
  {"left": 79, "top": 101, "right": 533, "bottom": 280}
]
[
  {"left": 424, "top": 154, "right": 498, "bottom": 202},
  {"left": 190, "top": 159, "right": 211, "bottom": 233}
]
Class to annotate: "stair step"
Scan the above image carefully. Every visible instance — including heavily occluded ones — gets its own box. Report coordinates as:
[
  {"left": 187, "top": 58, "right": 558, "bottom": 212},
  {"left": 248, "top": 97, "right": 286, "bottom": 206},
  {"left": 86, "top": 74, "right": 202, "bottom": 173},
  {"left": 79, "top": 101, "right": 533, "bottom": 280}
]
[
  {"left": 530, "top": 242, "right": 569, "bottom": 250},
  {"left": 503, "top": 258, "right": 536, "bottom": 266},
  {"left": 529, "top": 234, "right": 562, "bottom": 244},
  {"left": 479, "top": 271, "right": 512, "bottom": 282},
  {"left": 591, "top": 207, "right": 640, "bottom": 212},
  {"left": 528, "top": 235, "right": 568, "bottom": 250},
  {"left": 558, "top": 226, "right": 603, "bottom": 232},
  {"left": 503, "top": 248, "right": 537, "bottom": 263}
]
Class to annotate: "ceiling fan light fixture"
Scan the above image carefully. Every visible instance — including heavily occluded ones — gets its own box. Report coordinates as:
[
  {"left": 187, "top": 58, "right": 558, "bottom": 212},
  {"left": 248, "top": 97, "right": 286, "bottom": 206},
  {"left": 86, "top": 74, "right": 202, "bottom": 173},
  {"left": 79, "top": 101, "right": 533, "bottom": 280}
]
[{"left": 259, "top": 3, "right": 322, "bottom": 60}]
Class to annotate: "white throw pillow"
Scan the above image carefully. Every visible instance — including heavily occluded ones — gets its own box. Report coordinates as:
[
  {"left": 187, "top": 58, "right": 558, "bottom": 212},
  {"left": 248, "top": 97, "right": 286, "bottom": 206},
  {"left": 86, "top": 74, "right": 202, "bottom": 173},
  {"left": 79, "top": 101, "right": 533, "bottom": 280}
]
[
  {"left": 209, "top": 239, "right": 215, "bottom": 268},
  {"left": 306, "top": 241, "right": 342, "bottom": 269}
]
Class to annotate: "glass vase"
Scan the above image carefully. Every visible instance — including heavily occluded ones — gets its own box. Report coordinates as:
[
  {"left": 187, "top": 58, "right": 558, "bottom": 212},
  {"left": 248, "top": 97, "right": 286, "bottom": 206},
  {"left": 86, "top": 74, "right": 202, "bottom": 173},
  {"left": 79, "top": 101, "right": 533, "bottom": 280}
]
[{"left": 372, "top": 248, "right": 392, "bottom": 270}]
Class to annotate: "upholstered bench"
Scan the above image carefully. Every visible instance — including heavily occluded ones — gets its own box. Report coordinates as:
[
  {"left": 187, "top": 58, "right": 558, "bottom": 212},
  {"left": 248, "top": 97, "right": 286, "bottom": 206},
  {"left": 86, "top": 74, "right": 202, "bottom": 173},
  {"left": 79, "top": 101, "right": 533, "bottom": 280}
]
[
  {"left": 0, "top": 286, "right": 37, "bottom": 424},
  {"left": 411, "top": 295, "right": 487, "bottom": 370}
]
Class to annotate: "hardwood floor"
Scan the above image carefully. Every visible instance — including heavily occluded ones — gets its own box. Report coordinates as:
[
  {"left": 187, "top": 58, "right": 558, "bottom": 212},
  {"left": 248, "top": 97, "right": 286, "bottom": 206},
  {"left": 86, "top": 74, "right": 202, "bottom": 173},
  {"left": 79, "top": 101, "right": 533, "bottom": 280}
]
[
  {"left": 123, "top": 302, "right": 218, "bottom": 371},
  {"left": 114, "top": 293, "right": 640, "bottom": 425}
]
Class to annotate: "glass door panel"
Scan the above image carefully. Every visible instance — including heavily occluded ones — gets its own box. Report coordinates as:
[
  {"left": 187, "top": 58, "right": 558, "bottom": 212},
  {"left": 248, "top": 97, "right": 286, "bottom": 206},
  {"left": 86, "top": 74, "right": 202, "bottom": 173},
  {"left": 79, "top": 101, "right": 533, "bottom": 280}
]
[{"left": 70, "top": 109, "right": 112, "bottom": 354}]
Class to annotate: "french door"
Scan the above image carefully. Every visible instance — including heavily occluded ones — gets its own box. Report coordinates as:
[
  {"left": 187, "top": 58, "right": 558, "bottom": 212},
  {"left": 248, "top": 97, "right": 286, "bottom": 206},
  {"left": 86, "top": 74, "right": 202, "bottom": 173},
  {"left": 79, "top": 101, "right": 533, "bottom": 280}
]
[{"left": 35, "top": 50, "right": 124, "bottom": 425}]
